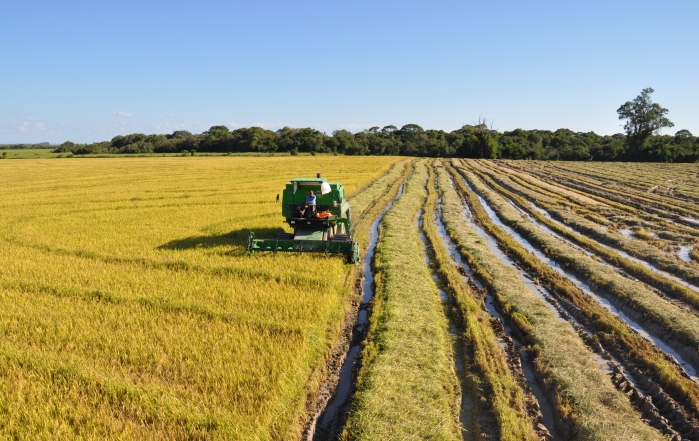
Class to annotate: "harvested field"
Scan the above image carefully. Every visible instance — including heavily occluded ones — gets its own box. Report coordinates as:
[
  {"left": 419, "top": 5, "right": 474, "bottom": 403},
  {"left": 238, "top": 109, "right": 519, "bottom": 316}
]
[{"left": 3, "top": 157, "right": 699, "bottom": 440}]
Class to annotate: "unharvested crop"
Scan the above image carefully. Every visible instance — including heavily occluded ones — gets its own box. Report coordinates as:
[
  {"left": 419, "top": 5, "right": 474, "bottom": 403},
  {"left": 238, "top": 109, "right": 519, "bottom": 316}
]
[{"left": 0, "top": 156, "right": 400, "bottom": 440}]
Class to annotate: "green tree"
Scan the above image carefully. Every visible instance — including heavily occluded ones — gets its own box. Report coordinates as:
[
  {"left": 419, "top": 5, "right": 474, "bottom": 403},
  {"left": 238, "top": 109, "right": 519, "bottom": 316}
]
[
  {"left": 617, "top": 87, "right": 674, "bottom": 158},
  {"left": 170, "top": 130, "right": 192, "bottom": 139}
]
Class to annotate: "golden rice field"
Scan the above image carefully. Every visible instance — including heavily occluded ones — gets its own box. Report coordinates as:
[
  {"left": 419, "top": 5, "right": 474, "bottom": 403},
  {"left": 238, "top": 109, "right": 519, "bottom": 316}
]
[
  {"left": 4, "top": 156, "right": 699, "bottom": 441},
  {"left": 0, "top": 156, "right": 400, "bottom": 440}
]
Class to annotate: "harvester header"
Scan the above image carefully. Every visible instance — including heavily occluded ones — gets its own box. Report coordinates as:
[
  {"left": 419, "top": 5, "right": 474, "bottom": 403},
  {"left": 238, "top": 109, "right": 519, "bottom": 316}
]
[{"left": 246, "top": 174, "right": 360, "bottom": 263}]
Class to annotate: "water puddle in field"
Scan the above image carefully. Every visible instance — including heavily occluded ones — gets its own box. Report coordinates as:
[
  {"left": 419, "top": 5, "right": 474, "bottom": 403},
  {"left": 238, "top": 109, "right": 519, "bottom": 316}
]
[
  {"left": 311, "top": 176, "right": 408, "bottom": 441},
  {"left": 679, "top": 246, "right": 693, "bottom": 263},
  {"left": 620, "top": 228, "right": 633, "bottom": 238},
  {"left": 460, "top": 175, "right": 699, "bottom": 382},
  {"left": 682, "top": 217, "right": 699, "bottom": 225}
]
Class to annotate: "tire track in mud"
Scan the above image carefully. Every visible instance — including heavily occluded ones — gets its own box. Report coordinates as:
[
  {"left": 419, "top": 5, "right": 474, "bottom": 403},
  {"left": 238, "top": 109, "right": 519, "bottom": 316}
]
[
  {"left": 474, "top": 161, "right": 699, "bottom": 309},
  {"left": 466, "top": 162, "right": 699, "bottom": 372},
  {"left": 452, "top": 164, "right": 699, "bottom": 440},
  {"left": 305, "top": 173, "right": 410, "bottom": 441},
  {"left": 428, "top": 177, "right": 557, "bottom": 441},
  {"left": 438, "top": 164, "right": 664, "bottom": 440}
]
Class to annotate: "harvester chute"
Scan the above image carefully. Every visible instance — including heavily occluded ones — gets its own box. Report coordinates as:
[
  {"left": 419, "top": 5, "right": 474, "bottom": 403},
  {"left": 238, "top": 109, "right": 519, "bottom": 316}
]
[{"left": 246, "top": 174, "right": 360, "bottom": 263}]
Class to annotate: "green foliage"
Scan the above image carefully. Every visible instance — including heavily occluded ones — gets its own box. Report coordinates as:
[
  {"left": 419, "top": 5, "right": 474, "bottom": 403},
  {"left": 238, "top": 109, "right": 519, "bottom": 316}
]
[
  {"left": 45, "top": 118, "right": 698, "bottom": 162},
  {"left": 0, "top": 142, "right": 54, "bottom": 149},
  {"left": 617, "top": 87, "right": 675, "bottom": 158}
]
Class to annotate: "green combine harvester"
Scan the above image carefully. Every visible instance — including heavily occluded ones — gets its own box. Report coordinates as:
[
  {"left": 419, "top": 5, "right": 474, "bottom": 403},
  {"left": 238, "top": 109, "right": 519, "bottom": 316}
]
[{"left": 247, "top": 173, "right": 360, "bottom": 263}]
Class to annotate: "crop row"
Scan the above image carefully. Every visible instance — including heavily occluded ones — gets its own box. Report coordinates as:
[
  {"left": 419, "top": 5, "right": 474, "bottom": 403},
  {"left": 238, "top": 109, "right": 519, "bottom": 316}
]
[
  {"left": 343, "top": 160, "right": 462, "bottom": 439},
  {"left": 452, "top": 160, "right": 699, "bottom": 438},
  {"left": 0, "top": 156, "right": 402, "bottom": 440},
  {"left": 469, "top": 160, "right": 699, "bottom": 310},
  {"left": 434, "top": 162, "right": 662, "bottom": 439},
  {"left": 423, "top": 162, "right": 543, "bottom": 440},
  {"left": 482, "top": 160, "right": 699, "bottom": 283}
]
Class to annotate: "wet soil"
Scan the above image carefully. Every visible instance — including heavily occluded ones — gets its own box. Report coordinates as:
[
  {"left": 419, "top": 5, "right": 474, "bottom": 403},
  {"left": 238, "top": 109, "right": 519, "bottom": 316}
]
[
  {"left": 456, "top": 171, "right": 699, "bottom": 439},
  {"left": 303, "top": 178, "right": 408, "bottom": 441}
]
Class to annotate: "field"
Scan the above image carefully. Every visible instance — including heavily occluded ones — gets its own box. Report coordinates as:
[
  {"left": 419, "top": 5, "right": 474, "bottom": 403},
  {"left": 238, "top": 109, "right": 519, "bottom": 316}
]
[
  {"left": 3, "top": 156, "right": 699, "bottom": 440},
  {"left": 0, "top": 156, "right": 402, "bottom": 440},
  {"left": 0, "top": 148, "right": 60, "bottom": 159}
]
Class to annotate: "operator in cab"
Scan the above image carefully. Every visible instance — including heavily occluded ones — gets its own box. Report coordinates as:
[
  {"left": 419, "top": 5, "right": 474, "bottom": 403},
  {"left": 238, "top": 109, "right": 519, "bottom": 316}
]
[{"left": 300, "top": 190, "right": 316, "bottom": 218}]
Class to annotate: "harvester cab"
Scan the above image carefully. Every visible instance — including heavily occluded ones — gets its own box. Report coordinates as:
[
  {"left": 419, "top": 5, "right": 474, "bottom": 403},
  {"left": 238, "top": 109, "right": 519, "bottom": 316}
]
[{"left": 246, "top": 173, "right": 360, "bottom": 263}]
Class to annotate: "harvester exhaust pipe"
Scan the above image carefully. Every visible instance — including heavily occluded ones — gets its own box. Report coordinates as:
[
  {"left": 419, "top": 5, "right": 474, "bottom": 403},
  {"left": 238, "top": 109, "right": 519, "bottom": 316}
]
[{"left": 317, "top": 173, "right": 322, "bottom": 178}]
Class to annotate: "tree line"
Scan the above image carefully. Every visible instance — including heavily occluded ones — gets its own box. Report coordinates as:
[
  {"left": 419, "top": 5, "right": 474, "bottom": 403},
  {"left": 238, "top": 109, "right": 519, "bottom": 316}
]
[
  {"left": 52, "top": 124, "right": 697, "bottom": 162},
  {"left": 0, "top": 142, "right": 54, "bottom": 149},
  {"left": 48, "top": 88, "right": 699, "bottom": 162}
]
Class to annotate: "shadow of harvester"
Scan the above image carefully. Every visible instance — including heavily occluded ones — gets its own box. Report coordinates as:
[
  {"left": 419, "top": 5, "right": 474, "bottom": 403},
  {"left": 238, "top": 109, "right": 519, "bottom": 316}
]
[{"left": 157, "top": 228, "right": 285, "bottom": 252}]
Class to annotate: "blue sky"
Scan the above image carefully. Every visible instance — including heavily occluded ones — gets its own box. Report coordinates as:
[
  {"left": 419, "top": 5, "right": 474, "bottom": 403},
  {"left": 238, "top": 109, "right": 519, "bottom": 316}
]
[{"left": 1, "top": 0, "right": 697, "bottom": 143}]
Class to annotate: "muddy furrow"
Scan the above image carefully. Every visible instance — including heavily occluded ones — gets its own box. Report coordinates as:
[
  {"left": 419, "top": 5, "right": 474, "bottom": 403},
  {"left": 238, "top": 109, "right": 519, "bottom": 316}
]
[
  {"left": 519, "top": 164, "right": 699, "bottom": 224},
  {"left": 449, "top": 163, "right": 699, "bottom": 439},
  {"left": 534, "top": 162, "right": 699, "bottom": 215},
  {"left": 464, "top": 162, "right": 699, "bottom": 326},
  {"left": 454, "top": 163, "right": 699, "bottom": 372},
  {"left": 469, "top": 162, "right": 699, "bottom": 315},
  {"left": 450, "top": 165, "right": 699, "bottom": 439},
  {"left": 455, "top": 167, "right": 699, "bottom": 438},
  {"left": 423, "top": 163, "right": 554, "bottom": 440},
  {"left": 428, "top": 182, "right": 557, "bottom": 439},
  {"left": 340, "top": 161, "right": 462, "bottom": 439},
  {"left": 436, "top": 163, "right": 664, "bottom": 440},
  {"left": 304, "top": 170, "right": 411, "bottom": 441}
]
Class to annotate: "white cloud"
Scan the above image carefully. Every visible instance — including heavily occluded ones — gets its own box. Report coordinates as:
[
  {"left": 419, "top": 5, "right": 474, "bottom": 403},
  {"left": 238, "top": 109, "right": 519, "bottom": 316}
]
[
  {"left": 74, "top": 113, "right": 81, "bottom": 117},
  {"left": 0, "top": 120, "right": 46, "bottom": 133},
  {"left": 250, "top": 122, "right": 294, "bottom": 130},
  {"left": 166, "top": 113, "right": 177, "bottom": 118},
  {"left": 111, "top": 111, "right": 133, "bottom": 117},
  {"left": 339, "top": 123, "right": 371, "bottom": 132},
  {"left": 153, "top": 123, "right": 188, "bottom": 132}
]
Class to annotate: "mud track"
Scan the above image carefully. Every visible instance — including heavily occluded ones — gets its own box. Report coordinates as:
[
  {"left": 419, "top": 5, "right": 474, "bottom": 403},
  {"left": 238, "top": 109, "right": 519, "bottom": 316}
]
[{"left": 303, "top": 173, "right": 410, "bottom": 441}]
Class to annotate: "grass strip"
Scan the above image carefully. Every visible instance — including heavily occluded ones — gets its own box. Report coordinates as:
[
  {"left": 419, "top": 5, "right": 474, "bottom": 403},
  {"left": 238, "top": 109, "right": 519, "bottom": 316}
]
[
  {"left": 423, "top": 162, "right": 539, "bottom": 441},
  {"left": 545, "top": 162, "right": 699, "bottom": 218},
  {"left": 456, "top": 161, "right": 699, "bottom": 357},
  {"left": 450, "top": 162, "right": 699, "bottom": 425},
  {"left": 547, "top": 207, "right": 699, "bottom": 286},
  {"left": 343, "top": 160, "right": 461, "bottom": 440},
  {"left": 469, "top": 161, "right": 699, "bottom": 310},
  {"left": 349, "top": 158, "right": 412, "bottom": 219},
  {"left": 436, "top": 163, "right": 662, "bottom": 440},
  {"left": 499, "top": 161, "right": 640, "bottom": 214},
  {"left": 691, "top": 247, "right": 699, "bottom": 264}
]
